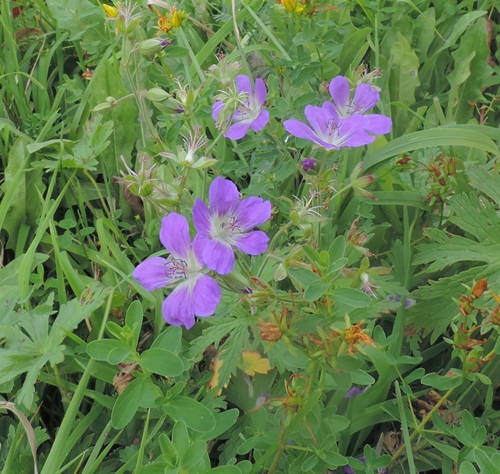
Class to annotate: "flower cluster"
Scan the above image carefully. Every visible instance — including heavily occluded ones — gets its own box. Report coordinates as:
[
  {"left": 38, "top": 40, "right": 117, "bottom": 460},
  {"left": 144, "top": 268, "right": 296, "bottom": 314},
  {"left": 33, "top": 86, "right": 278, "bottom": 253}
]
[
  {"left": 284, "top": 75, "right": 392, "bottom": 149},
  {"left": 212, "top": 75, "right": 269, "bottom": 140},
  {"left": 211, "top": 73, "right": 391, "bottom": 147},
  {"left": 133, "top": 178, "right": 271, "bottom": 328}
]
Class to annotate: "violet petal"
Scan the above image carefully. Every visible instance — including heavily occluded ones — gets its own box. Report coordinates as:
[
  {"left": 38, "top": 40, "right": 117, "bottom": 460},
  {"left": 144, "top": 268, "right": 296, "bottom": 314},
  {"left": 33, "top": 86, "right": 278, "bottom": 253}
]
[
  {"left": 250, "top": 109, "right": 270, "bottom": 132},
  {"left": 235, "top": 196, "right": 272, "bottom": 230},
  {"left": 209, "top": 177, "right": 239, "bottom": 215},
  {"left": 159, "top": 213, "right": 190, "bottom": 259},
  {"left": 193, "top": 275, "right": 221, "bottom": 316},
  {"left": 353, "top": 83, "right": 380, "bottom": 113},
  {"left": 329, "top": 76, "right": 350, "bottom": 115},
  {"left": 162, "top": 284, "right": 195, "bottom": 329},
  {"left": 133, "top": 256, "right": 173, "bottom": 290},
  {"left": 212, "top": 100, "right": 225, "bottom": 121},
  {"left": 201, "top": 237, "right": 235, "bottom": 274},
  {"left": 192, "top": 198, "right": 212, "bottom": 235},
  {"left": 236, "top": 74, "right": 252, "bottom": 94},
  {"left": 254, "top": 78, "right": 267, "bottom": 106},
  {"left": 364, "top": 114, "right": 392, "bottom": 135},
  {"left": 225, "top": 121, "right": 251, "bottom": 140},
  {"left": 233, "top": 230, "right": 269, "bottom": 255}
]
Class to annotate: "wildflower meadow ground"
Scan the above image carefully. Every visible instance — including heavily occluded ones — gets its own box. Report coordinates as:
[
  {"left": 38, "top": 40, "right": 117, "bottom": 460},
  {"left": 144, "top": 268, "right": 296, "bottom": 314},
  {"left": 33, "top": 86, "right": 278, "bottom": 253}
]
[{"left": 1, "top": 1, "right": 500, "bottom": 473}]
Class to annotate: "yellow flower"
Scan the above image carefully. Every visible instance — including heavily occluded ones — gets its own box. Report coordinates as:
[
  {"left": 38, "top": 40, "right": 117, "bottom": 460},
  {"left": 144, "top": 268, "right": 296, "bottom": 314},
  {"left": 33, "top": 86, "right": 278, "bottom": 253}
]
[
  {"left": 103, "top": 3, "right": 118, "bottom": 18},
  {"left": 208, "top": 352, "right": 229, "bottom": 396},
  {"left": 238, "top": 351, "right": 272, "bottom": 376},
  {"left": 170, "top": 9, "right": 186, "bottom": 27},
  {"left": 278, "top": 0, "right": 304, "bottom": 15}
]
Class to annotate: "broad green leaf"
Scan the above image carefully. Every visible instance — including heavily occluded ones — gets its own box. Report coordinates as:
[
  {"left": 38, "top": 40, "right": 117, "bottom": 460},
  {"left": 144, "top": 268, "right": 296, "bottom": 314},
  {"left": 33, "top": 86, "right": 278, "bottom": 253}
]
[
  {"left": 180, "top": 440, "right": 207, "bottom": 470},
  {"left": 473, "top": 449, "right": 498, "bottom": 473},
  {"left": 421, "top": 372, "right": 464, "bottom": 390},
  {"left": 111, "top": 377, "right": 145, "bottom": 429},
  {"left": 140, "top": 348, "right": 184, "bottom": 377},
  {"left": 125, "top": 300, "right": 143, "bottom": 349},
  {"left": 288, "top": 266, "right": 321, "bottom": 288},
  {"left": 304, "top": 280, "right": 330, "bottom": 302},
  {"left": 207, "top": 467, "right": 241, "bottom": 474},
  {"left": 336, "top": 28, "right": 371, "bottom": 74},
  {"left": 151, "top": 326, "right": 183, "bottom": 354},
  {"left": 89, "top": 57, "right": 137, "bottom": 201},
  {"left": 87, "top": 339, "right": 130, "bottom": 361},
  {"left": 459, "top": 461, "right": 479, "bottom": 474},
  {"left": 388, "top": 33, "right": 420, "bottom": 135},
  {"left": 166, "top": 397, "right": 216, "bottom": 432},
  {"left": 331, "top": 288, "right": 372, "bottom": 308}
]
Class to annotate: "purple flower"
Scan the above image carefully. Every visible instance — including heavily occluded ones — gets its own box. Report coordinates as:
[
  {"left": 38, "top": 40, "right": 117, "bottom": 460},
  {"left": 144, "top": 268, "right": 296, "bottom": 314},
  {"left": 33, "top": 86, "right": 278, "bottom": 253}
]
[
  {"left": 329, "top": 76, "right": 392, "bottom": 135},
  {"left": 283, "top": 104, "right": 374, "bottom": 149},
  {"left": 133, "top": 213, "right": 221, "bottom": 329},
  {"left": 345, "top": 386, "right": 369, "bottom": 398},
  {"left": 212, "top": 75, "right": 269, "bottom": 140},
  {"left": 388, "top": 295, "right": 416, "bottom": 309},
  {"left": 192, "top": 177, "right": 272, "bottom": 274}
]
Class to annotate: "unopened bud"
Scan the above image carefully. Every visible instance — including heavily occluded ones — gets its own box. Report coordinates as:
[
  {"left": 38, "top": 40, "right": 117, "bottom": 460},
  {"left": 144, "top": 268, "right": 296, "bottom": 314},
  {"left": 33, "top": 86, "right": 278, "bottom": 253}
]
[
  {"left": 139, "top": 38, "right": 169, "bottom": 59},
  {"left": 301, "top": 158, "right": 317, "bottom": 173},
  {"left": 92, "top": 102, "right": 113, "bottom": 113},
  {"left": 103, "top": 4, "right": 118, "bottom": 18},
  {"left": 319, "top": 81, "right": 329, "bottom": 96},
  {"left": 259, "top": 323, "right": 282, "bottom": 342},
  {"left": 146, "top": 87, "right": 170, "bottom": 102},
  {"left": 472, "top": 278, "right": 488, "bottom": 298}
]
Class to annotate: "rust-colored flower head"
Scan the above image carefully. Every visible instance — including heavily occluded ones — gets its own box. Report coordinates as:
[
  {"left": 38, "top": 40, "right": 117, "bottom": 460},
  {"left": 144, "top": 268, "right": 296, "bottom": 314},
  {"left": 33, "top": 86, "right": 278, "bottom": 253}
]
[
  {"left": 259, "top": 322, "right": 282, "bottom": 342},
  {"left": 344, "top": 320, "right": 376, "bottom": 355},
  {"left": 472, "top": 278, "right": 488, "bottom": 298}
]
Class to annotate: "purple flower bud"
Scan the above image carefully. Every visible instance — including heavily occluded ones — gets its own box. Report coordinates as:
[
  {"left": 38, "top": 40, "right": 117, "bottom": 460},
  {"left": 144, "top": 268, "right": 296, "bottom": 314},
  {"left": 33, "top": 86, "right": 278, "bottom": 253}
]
[
  {"left": 301, "top": 158, "right": 317, "bottom": 172},
  {"left": 345, "top": 386, "right": 369, "bottom": 398}
]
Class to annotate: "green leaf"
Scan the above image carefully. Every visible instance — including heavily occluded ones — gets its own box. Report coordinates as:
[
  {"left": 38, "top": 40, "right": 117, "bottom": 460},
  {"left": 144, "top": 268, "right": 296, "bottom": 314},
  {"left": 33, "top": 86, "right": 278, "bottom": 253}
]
[
  {"left": 165, "top": 397, "right": 216, "bottom": 432},
  {"left": 164, "top": 46, "right": 189, "bottom": 58},
  {"left": 111, "top": 377, "right": 145, "bottom": 429},
  {"left": 458, "top": 461, "right": 479, "bottom": 474},
  {"left": 107, "top": 345, "right": 133, "bottom": 365},
  {"left": 288, "top": 267, "right": 321, "bottom": 288},
  {"left": 140, "top": 348, "right": 184, "bottom": 377},
  {"left": 331, "top": 288, "right": 372, "bottom": 308},
  {"left": 421, "top": 372, "right": 464, "bottom": 390},
  {"left": 87, "top": 339, "right": 129, "bottom": 361},
  {"left": 365, "top": 128, "right": 500, "bottom": 171},
  {"left": 207, "top": 467, "right": 242, "bottom": 474},
  {"left": 89, "top": 57, "right": 137, "bottom": 199},
  {"left": 304, "top": 280, "right": 330, "bottom": 302},
  {"left": 151, "top": 326, "right": 182, "bottom": 354},
  {"left": 473, "top": 449, "right": 498, "bottom": 473},
  {"left": 180, "top": 440, "right": 207, "bottom": 470},
  {"left": 125, "top": 300, "right": 143, "bottom": 349}
]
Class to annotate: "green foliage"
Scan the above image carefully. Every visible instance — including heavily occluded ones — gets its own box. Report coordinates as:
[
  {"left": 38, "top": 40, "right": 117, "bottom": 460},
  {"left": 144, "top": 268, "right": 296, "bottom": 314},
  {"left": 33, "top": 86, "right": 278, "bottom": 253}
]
[{"left": 1, "top": 0, "right": 500, "bottom": 473}]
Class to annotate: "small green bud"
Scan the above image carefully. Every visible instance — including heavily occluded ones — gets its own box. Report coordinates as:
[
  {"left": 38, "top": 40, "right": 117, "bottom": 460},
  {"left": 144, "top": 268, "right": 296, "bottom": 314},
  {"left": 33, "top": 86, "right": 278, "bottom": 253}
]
[
  {"left": 92, "top": 102, "right": 113, "bottom": 113},
  {"left": 147, "top": 88, "right": 170, "bottom": 102}
]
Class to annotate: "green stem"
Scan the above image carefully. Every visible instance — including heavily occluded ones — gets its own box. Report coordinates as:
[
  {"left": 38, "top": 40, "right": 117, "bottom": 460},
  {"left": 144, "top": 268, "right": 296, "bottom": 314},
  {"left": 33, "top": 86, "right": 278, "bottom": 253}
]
[
  {"left": 390, "top": 386, "right": 456, "bottom": 464},
  {"left": 177, "top": 27, "right": 205, "bottom": 82},
  {"left": 40, "top": 290, "right": 114, "bottom": 474}
]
